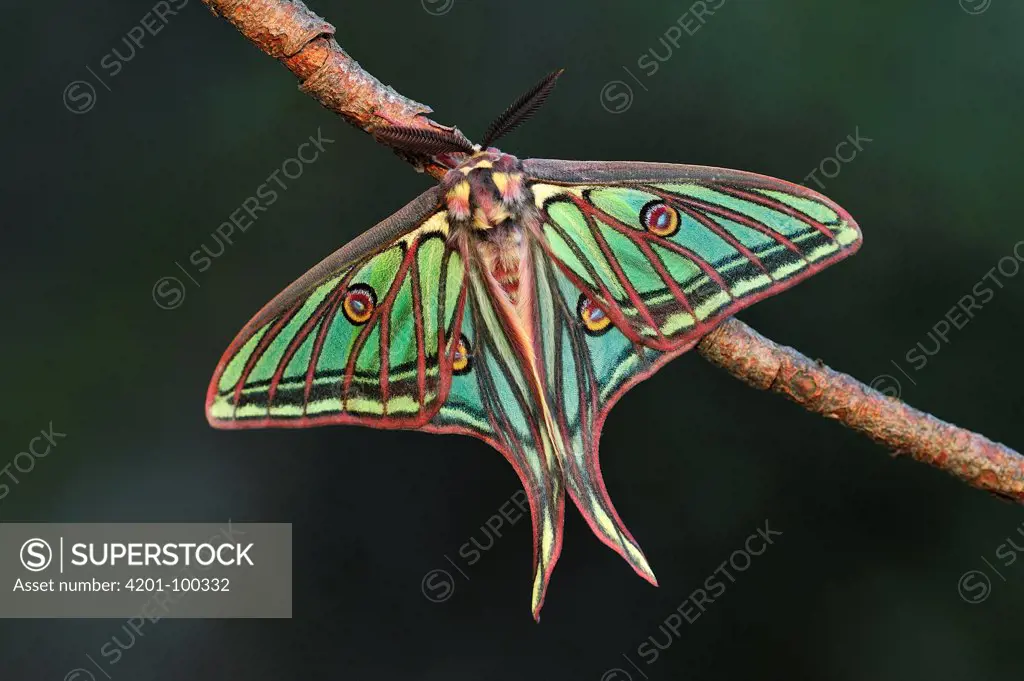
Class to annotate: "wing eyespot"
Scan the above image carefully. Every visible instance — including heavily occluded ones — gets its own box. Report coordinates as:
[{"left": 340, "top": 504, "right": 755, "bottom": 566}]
[
  {"left": 342, "top": 284, "right": 377, "bottom": 325},
  {"left": 452, "top": 334, "right": 473, "bottom": 375},
  {"left": 577, "top": 295, "right": 612, "bottom": 336},
  {"left": 640, "top": 200, "right": 680, "bottom": 237}
]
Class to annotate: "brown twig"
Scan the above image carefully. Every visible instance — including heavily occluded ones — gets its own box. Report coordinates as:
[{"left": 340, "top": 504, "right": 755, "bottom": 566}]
[
  {"left": 201, "top": 0, "right": 470, "bottom": 177},
  {"left": 698, "top": 319, "right": 1024, "bottom": 502},
  {"left": 200, "top": 0, "right": 1024, "bottom": 502}
]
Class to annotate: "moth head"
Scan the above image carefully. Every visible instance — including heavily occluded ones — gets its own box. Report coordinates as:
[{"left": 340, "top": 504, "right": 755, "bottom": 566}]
[{"left": 443, "top": 151, "right": 527, "bottom": 230}]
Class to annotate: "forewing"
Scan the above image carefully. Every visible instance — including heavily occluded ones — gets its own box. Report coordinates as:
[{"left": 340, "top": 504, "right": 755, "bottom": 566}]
[
  {"left": 207, "top": 187, "right": 469, "bottom": 429},
  {"left": 523, "top": 159, "right": 862, "bottom": 351}
]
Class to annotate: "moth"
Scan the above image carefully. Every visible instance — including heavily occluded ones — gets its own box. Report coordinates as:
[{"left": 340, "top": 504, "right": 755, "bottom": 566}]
[{"left": 206, "top": 71, "right": 861, "bottom": 618}]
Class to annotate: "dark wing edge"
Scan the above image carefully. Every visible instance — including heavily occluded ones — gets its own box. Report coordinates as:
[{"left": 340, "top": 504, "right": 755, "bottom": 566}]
[{"left": 523, "top": 158, "right": 849, "bottom": 198}]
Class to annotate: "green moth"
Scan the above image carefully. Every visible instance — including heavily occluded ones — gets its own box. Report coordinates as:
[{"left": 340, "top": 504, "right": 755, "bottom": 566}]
[{"left": 206, "top": 71, "right": 861, "bottom": 618}]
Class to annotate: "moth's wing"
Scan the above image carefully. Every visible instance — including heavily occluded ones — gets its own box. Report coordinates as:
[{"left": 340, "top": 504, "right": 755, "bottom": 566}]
[
  {"left": 206, "top": 187, "right": 469, "bottom": 430},
  {"left": 426, "top": 266, "right": 564, "bottom": 620},
  {"left": 522, "top": 159, "right": 862, "bottom": 351},
  {"left": 524, "top": 235, "right": 671, "bottom": 588},
  {"left": 519, "top": 158, "right": 861, "bottom": 579}
]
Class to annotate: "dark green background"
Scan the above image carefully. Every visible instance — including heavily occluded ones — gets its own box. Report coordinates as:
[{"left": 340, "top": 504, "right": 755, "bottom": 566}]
[{"left": 2, "top": 0, "right": 1023, "bottom": 678}]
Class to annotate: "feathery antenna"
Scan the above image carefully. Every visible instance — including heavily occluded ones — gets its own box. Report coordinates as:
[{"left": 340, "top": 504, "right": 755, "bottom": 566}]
[
  {"left": 480, "top": 69, "right": 564, "bottom": 148},
  {"left": 375, "top": 69, "right": 564, "bottom": 158},
  {"left": 374, "top": 125, "right": 475, "bottom": 157}
]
